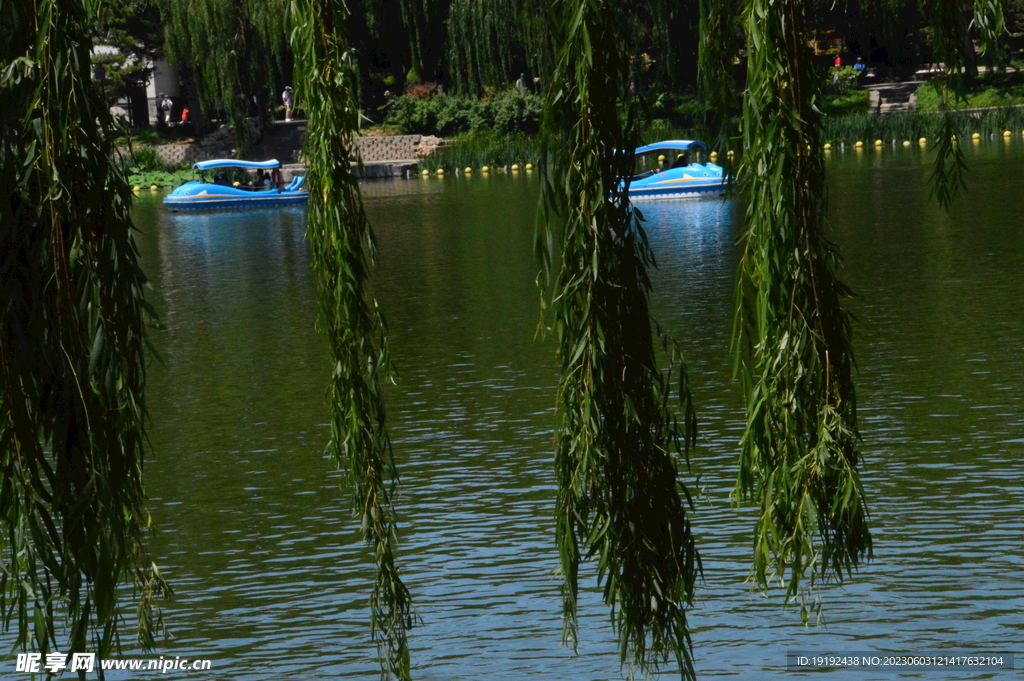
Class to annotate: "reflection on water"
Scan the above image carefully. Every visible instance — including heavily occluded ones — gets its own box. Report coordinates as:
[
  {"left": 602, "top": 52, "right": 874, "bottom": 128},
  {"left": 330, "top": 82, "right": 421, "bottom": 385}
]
[{"left": 19, "top": 151, "right": 1024, "bottom": 678}]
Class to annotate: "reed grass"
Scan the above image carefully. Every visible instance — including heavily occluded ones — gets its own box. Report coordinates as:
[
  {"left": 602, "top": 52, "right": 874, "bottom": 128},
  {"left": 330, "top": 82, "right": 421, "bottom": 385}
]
[
  {"left": 418, "top": 125, "right": 737, "bottom": 173},
  {"left": 823, "top": 108, "right": 1024, "bottom": 145},
  {"left": 417, "top": 132, "right": 541, "bottom": 171}
]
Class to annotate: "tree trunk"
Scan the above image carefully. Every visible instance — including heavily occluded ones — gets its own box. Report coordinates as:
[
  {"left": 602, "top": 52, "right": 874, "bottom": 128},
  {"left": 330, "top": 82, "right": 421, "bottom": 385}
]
[{"left": 962, "top": 8, "right": 978, "bottom": 79}]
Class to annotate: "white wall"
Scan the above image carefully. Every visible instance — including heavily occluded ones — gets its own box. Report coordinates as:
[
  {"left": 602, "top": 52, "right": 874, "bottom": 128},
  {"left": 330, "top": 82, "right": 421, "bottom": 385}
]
[{"left": 147, "top": 59, "right": 180, "bottom": 124}]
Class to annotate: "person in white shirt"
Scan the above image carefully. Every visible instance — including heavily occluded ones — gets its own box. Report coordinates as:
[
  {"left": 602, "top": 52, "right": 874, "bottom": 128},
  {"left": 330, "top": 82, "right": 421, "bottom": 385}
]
[
  {"left": 282, "top": 86, "right": 293, "bottom": 122},
  {"left": 157, "top": 93, "right": 172, "bottom": 127}
]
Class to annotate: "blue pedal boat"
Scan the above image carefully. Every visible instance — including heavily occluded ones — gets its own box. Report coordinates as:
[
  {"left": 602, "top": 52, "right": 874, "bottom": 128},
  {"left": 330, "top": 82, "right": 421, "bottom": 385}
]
[
  {"left": 163, "top": 159, "right": 308, "bottom": 210},
  {"left": 627, "top": 140, "right": 726, "bottom": 201}
]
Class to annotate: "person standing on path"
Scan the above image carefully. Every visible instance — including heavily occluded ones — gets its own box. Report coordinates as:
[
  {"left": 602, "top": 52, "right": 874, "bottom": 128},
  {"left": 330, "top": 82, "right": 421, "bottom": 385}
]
[
  {"left": 157, "top": 93, "right": 172, "bottom": 128},
  {"left": 282, "top": 86, "right": 293, "bottom": 122}
]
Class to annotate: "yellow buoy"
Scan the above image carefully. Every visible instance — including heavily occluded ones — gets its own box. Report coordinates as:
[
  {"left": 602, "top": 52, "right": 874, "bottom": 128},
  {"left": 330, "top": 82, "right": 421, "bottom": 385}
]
[
  {"left": 511, "top": 163, "right": 520, "bottom": 171},
  {"left": 854, "top": 141, "right": 864, "bottom": 148},
  {"left": 874, "top": 139, "right": 883, "bottom": 146},
  {"left": 436, "top": 168, "right": 444, "bottom": 175},
  {"left": 709, "top": 151, "right": 718, "bottom": 160},
  {"left": 132, "top": 186, "right": 141, "bottom": 192},
  {"left": 421, "top": 168, "right": 430, "bottom": 176},
  {"left": 525, "top": 163, "right": 533, "bottom": 170},
  {"left": 657, "top": 155, "right": 665, "bottom": 164},
  {"left": 232, "top": 181, "right": 240, "bottom": 187},
  {"left": 1004, "top": 130, "right": 1012, "bottom": 137},
  {"left": 150, "top": 184, "right": 158, "bottom": 191},
  {"left": 971, "top": 132, "right": 981, "bottom": 140},
  {"left": 481, "top": 165, "right": 490, "bottom": 172},
  {"left": 902, "top": 140, "right": 911, "bottom": 147},
  {"left": 919, "top": 137, "right": 927, "bottom": 145},
  {"left": 823, "top": 143, "right": 832, "bottom": 150},
  {"left": 464, "top": 166, "right": 472, "bottom": 173}
]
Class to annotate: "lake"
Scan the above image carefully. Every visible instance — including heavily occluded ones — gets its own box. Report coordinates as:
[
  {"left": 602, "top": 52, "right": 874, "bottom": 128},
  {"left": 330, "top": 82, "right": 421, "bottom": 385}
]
[{"left": 124, "top": 143, "right": 1023, "bottom": 679}]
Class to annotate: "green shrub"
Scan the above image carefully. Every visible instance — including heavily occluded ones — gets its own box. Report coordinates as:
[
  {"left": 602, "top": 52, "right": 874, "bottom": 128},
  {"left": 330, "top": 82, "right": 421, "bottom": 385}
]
[
  {"left": 646, "top": 90, "right": 712, "bottom": 128},
  {"left": 125, "top": 146, "right": 171, "bottom": 172},
  {"left": 386, "top": 88, "right": 542, "bottom": 136},
  {"left": 827, "top": 65, "right": 861, "bottom": 92},
  {"left": 119, "top": 147, "right": 193, "bottom": 187},
  {"left": 821, "top": 89, "right": 871, "bottom": 116}
]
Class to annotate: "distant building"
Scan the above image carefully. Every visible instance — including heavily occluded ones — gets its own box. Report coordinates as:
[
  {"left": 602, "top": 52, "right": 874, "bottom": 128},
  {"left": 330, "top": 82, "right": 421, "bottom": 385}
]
[{"left": 91, "top": 44, "right": 179, "bottom": 127}]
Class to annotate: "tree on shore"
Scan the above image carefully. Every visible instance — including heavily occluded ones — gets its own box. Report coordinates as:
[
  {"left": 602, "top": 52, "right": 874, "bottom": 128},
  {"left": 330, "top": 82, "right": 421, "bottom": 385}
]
[
  {"left": 88, "top": 0, "right": 164, "bottom": 118},
  {"left": 159, "top": 0, "right": 292, "bottom": 145}
]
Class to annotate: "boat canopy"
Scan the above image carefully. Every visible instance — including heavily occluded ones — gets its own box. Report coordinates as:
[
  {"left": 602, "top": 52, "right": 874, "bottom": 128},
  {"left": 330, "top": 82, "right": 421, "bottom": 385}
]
[
  {"left": 192, "top": 159, "right": 281, "bottom": 170},
  {"left": 634, "top": 140, "right": 707, "bottom": 155}
]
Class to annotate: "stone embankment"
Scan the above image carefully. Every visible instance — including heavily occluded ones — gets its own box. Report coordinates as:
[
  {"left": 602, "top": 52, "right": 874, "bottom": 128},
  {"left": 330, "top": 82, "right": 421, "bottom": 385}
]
[
  {"left": 137, "top": 121, "right": 445, "bottom": 180},
  {"left": 349, "top": 132, "right": 448, "bottom": 179}
]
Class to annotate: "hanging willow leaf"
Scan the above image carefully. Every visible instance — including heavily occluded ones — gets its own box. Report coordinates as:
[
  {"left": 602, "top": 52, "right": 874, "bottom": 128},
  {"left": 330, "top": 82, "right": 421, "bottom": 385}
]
[
  {"left": 538, "top": 0, "right": 699, "bottom": 676},
  {"left": 698, "top": 0, "right": 738, "bottom": 150},
  {"left": 924, "top": 0, "right": 970, "bottom": 212},
  {"left": 290, "top": 2, "right": 415, "bottom": 679},
  {"left": 972, "top": 0, "right": 1007, "bottom": 61},
  {"left": 734, "top": 0, "right": 872, "bottom": 619},
  {"left": 1, "top": 0, "right": 169, "bottom": 659}
]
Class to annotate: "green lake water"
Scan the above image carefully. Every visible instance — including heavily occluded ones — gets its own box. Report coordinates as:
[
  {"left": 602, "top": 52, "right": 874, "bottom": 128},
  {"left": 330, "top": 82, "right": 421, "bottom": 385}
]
[{"left": 121, "top": 143, "right": 1023, "bottom": 679}]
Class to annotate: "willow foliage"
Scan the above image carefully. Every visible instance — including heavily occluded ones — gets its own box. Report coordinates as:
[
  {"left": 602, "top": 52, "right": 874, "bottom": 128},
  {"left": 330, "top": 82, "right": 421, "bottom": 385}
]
[
  {"left": 0, "top": 0, "right": 168, "bottom": 657},
  {"left": 733, "top": 0, "right": 872, "bottom": 616},
  {"left": 443, "top": 0, "right": 693, "bottom": 94},
  {"left": 923, "top": 0, "right": 970, "bottom": 210},
  {"left": 539, "top": 0, "right": 699, "bottom": 676},
  {"left": 972, "top": 0, "right": 1007, "bottom": 62},
  {"left": 395, "top": 0, "right": 453, "bottom": 79},
  {"left": 161, "top": 0, "right": 291, "bottom": 148},
  {"left": 697, "top": 0, "right": 737, "bottom": 146},
  {"left": 291, "top": 2, "right": 414, "bottom": 679},
  {"left": 924, "top": 0, "right": 1011, "bottom": 210},
  {"left": 446, "top": 0, "right": 526, "bottom": 93}
]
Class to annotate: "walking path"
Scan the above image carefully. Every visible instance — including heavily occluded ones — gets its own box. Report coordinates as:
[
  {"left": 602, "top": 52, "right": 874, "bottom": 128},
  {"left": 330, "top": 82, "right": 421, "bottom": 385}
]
[
  {"left": 862, "top": 66, "right": 1024, "bottom": 115},
  {"left": 865, "top": 80, "right": 924, "bottom": 115}
]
